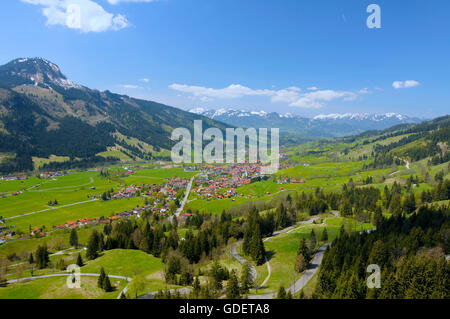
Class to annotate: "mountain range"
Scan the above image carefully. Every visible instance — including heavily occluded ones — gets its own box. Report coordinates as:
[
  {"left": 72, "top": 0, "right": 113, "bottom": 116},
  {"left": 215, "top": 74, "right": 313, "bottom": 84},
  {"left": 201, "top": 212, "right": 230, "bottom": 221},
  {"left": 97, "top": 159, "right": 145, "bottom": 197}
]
[
  {"left": 0, "top": 57, "right": 427, "bottom": 174},
  {"left": 0, "top": 58, "right": 227, "bottom": 173},
  {"left": 189, "top": 108, "right": 423, "bottom": 138}
]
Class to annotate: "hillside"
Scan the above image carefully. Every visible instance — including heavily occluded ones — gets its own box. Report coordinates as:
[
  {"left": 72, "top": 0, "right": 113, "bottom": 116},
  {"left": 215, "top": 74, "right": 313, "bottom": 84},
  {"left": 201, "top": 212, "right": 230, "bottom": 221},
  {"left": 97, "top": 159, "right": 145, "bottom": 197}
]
[
  {"left": 339, "top": 115, "right": 450, "bottom": 167},
  {"left": 0, "top": 58, "right": 227, "bottom": 174}
]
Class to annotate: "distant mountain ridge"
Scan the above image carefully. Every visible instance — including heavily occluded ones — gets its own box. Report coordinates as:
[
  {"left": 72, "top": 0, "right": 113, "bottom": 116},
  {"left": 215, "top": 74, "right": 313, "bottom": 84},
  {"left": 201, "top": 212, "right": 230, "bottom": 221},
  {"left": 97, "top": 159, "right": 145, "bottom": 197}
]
[{"left": 189, "top": 108, "right": 423, "bottom": 138}]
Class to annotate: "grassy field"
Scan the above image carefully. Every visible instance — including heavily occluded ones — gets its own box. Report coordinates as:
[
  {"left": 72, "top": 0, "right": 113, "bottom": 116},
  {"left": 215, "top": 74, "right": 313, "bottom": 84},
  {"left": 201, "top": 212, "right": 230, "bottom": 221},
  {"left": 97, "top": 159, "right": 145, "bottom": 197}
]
[
  {"left": 98, "top": 147, "right": 132, "bottom": 162},
  {"left": 81, "top": 249, "right": 164, "bottom": 278},
  {"left": 0, "top": 167, "right": 197, "bottom": 233},
  {"left": 80, "top": 249, "right": 176, "bottom": 298},
  {"left": 0, "top": 224, "right": 103, "bottom": 259},
  {"left": 132, "top": 167, "right": 197, "bottom": 179},
  {"left": 184, "top": 160, "right": 396, "bottom": 215},
  {"left": 5, "top": 197, "right": 145, "bottom": 232},
  {"left": 32, "top": 155, "right": 71, "bottom": 169},
  {"left": 0, "top": 275, "right": 126, "bottom": 299},
  {"left": 246, "top": 215, "right": 374, "bottom": 293}
]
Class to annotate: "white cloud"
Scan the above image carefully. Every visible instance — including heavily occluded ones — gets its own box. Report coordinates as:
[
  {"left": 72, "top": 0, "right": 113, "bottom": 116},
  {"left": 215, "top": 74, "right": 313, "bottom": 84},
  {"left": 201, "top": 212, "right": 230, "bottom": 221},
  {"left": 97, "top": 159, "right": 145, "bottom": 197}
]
[
  {"left": 21, "top": 0, "right": 130, "bottom": 32},
  {"left": 290, "top": 90, "right": 357, "bottom": 108},
  {"left": 139, "top": 78, "right": 150, "bottom": 83},
  {"left": 168, "top": 83, "right": 275, "bottom": 99},
  {"left": 392, "top": 80, "right": 421, "bottom": 89},
  {"left": 271, "top": 87, "right": 302, "bottom": 104},
  {"left": 169, "top": 83, "right": 360, "bottom": 109},
  {"left": 307, "top": 86, "right": 318, "bottom": 91},
  {"left": 119, "top": 84, "right": 142, "bottom": 89},
  {"left": 359, "top": 88, "right": 371, "bottom": 94},
  {"left": 107, "top": 0, "right": 156, "bottom": 4}
]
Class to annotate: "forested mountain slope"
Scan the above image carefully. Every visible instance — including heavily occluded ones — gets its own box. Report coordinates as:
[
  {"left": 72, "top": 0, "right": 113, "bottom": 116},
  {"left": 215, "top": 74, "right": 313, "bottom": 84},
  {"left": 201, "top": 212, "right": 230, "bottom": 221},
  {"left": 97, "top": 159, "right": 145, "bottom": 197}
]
[{"left": 0, "top": 58, "right": 227, "bottom": 173}]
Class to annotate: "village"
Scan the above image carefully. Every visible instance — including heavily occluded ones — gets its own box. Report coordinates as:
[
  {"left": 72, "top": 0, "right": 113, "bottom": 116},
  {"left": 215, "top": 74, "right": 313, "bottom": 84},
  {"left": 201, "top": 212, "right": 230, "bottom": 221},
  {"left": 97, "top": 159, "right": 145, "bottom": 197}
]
[{"left": 0, "top": 163, "right": 307, "bottom": 244}]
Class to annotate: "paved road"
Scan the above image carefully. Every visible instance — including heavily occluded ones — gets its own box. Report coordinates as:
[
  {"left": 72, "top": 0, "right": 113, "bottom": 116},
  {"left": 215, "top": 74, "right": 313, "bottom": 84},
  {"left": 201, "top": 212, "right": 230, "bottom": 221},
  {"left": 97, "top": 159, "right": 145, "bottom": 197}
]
[
  {"left": 139, "top": 287, "right": 191, "bottom": 299},
  {"left": 248, "top": 243, "right": 330, "bottom": 299},
  {"left": 6, "top": 273, "right": 131, "bottom": 284},
  {"left": 287, "top": 243, "right": 329, "bottom": 294},
  {"left": 174, "top": 175, "right": 196, "bottom": 219},
  {"left": 27, "top": 177, "right": 95, "bottom": 193},
  {"left": 6, "top": 272, "right": 131, "bottom": 299},
  {"left": 260, "top": 256, "right": 271, "bottom": 288},
  {"left": 7, "top": 247, "right": 82, "bottom": 269},
  {"left": 389, "top": 159, "right": 410, "bottom": 176},
  {"left": 330, "top": 211, "right": 339, "bottom": 217},
  {"left": 231, "top": 215, "right": 321, "bottom": 294}
]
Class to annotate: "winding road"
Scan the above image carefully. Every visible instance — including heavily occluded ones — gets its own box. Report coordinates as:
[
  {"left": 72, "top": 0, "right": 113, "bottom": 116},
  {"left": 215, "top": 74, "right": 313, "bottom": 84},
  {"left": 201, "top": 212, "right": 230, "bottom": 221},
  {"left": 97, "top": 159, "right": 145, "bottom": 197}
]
[
  {"left": 248, "top": 243, "right": 329, "bottom": 299},
  {"left": 389, "top": 158, "right": 411, "bottom": 176},
  {"left": 230, "top": 215, "right": 322, "bottom": 298}
]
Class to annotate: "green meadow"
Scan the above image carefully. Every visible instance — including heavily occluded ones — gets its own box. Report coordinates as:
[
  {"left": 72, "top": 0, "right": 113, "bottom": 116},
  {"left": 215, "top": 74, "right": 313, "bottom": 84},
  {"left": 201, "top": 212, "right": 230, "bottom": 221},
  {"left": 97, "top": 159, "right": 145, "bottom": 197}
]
[
  {"left": 6, "top": 197, "right": 144, "bottom": 232},
  {"left": 0, "top": 167, "right": 197, "bottom": 233},
  {"left": 247, "top": 215, "right": 374, "bottom": 293},
  {"left": 0, "top": 275, "right": 127, "bottom": 299}
]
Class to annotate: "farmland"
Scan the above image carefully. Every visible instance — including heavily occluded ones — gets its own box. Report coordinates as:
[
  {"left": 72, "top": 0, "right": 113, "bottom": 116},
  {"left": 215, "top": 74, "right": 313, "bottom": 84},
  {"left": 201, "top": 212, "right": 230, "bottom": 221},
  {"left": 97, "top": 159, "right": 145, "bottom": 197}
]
[{"left": 0, "top": 116, "right": 449, "bottom": 300}]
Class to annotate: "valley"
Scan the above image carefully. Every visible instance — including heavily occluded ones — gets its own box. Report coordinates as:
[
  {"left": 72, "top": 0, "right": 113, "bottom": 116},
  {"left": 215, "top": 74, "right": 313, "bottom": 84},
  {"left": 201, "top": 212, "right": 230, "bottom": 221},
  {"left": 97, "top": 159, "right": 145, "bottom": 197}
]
[{"left": 0, "top": 112, "right": 448, "bottom": 299}]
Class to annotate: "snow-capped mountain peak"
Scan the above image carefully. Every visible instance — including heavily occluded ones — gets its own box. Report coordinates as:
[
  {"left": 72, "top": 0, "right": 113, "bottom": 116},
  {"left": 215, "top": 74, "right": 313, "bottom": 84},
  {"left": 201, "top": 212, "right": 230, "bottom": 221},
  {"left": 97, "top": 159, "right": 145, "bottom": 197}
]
[
  {"left": 312, "top": 112, "right": 410, "bottom": 122},
  {"left": 188, "top": 108, "right": 422, "bottom": 138},
  {"left": 1, "top": 57, "right": 81, "bottom": 90}
]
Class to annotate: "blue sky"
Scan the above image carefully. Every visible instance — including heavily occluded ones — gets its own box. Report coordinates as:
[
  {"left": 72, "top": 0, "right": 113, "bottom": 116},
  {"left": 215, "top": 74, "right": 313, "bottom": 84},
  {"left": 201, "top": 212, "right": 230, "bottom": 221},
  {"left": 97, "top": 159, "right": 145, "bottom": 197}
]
[{"left": 0, "top": 0, "right": 449, "bottom": 118}]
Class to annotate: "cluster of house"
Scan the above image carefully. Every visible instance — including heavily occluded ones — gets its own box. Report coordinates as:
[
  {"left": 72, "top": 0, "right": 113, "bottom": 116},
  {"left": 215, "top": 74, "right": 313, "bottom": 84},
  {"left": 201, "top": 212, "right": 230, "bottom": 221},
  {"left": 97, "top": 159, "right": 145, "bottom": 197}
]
[
  {"left": 190, "top": 163, "right": 264, "bottom": 200},
  {"left": 276, "top": 177, "right": 306, "bottom": 184},
  {"left": 0, "top": 225, "right": 16, "bottom": 243},
  {"left": 280, "top": 162, "right": 297, "bottom": 170},
  {"left": 109, "top": 176, "right": 188, "bottom": 201},
  {"left": 0, "top": 175, "right": 28, "bottom": 181},
  {"left": 52, "top": 216, "right": 121, "bottom": 232},
  {"left": 111, "top": 184, "right": 145, "bottom": 200},
  {"left": 39, "top": 171, "right": 67, "bottom": 179},
  {"left": 49, "top": 197, "right": 185, "bottom": 233}
]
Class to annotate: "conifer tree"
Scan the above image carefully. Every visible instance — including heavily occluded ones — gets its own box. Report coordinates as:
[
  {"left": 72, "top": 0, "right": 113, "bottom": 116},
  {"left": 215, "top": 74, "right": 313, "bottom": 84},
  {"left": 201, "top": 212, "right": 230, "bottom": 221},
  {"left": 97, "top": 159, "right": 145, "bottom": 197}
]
[
  {"left": 321, "top": 228, "right": 328, "bottom": 241},
  {"left": 240, "top": 262, "right": 253, "bottom": 294},
  {"left": 226, "top": 270, "right": 240, "bottom": 299},
  {"left": 69, "top": 228, "right": 78, "bottom": 248},
  {"left": 86, "top": 230, "right": 100, "bottom": 260},
  {"left": 277, "top": 286, "right": 287, "bottom": 299},
  {"left": 295, "top": 253, "right": 307, "bottom": 273},
  {"left": 308, "top": 229, "right": 317, "bottom": 251},
  {"left": 250, "top": 226, "right": 265, "bottom": 265},
  {"left": 103, "top": 274, "right": 113, "bottom": 292},
  {"left": 193, "top": 276, "right": 201, "bottom": 298},
  {"left": 35, "top": 245, "right": 49, "bottom": 269},
  {"left": 76, "top": 253, "right": 83, "bottom": 267},
  {"left": 98, "top": 267, "right": 106, "bottom": 289},
  {"left": 297, "top": 238, "right": 311, "bottom": 265}
]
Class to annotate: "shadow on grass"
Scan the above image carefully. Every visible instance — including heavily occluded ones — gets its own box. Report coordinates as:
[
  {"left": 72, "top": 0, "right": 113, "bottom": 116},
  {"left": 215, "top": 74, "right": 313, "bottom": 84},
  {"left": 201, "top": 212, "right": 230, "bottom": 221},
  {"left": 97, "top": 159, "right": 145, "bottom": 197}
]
[{"left": 265, "top": 250, "right": 275, "bottom": 262}]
